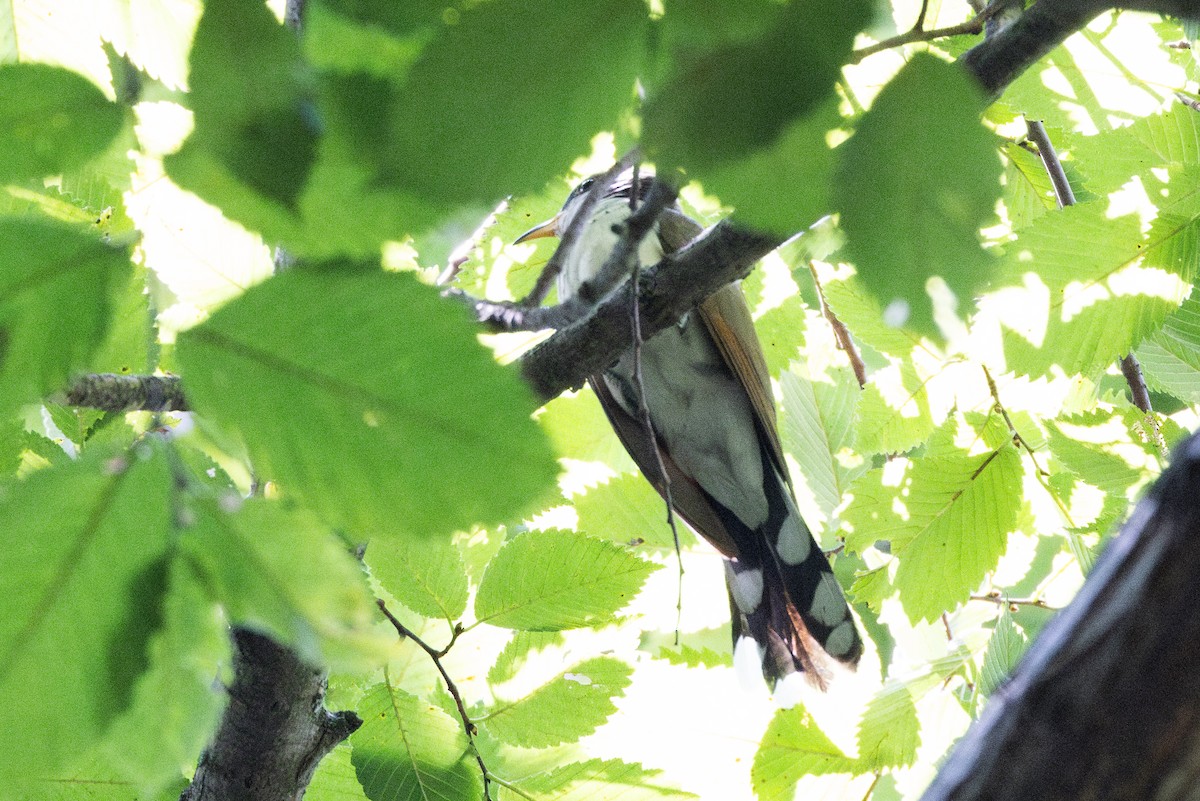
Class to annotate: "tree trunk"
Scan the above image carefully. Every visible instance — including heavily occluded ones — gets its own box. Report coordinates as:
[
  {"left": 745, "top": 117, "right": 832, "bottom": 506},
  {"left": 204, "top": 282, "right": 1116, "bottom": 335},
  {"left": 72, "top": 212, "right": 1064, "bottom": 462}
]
[{"left": 922, "top": 433, "right": 1200, "bottom": 801}]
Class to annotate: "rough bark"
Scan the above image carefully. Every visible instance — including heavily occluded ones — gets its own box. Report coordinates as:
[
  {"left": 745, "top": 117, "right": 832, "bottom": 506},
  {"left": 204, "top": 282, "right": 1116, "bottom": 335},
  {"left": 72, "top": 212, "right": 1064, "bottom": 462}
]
[{"left": 179, "top": 629, "right": 360, "bottom": 801}]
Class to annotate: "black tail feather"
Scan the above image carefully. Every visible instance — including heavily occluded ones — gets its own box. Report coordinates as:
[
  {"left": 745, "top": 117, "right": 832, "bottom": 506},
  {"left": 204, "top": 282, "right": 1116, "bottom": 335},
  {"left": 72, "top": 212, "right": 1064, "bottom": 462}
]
[{"left": 718, "top": 453, "right": 862, "bottom": 686}]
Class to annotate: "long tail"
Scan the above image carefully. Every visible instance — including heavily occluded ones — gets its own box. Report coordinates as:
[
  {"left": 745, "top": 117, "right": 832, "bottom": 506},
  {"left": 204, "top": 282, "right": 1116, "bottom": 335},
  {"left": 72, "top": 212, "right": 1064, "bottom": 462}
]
[{"left": 720, "top": 463, "right": 862, "bottom": 687}]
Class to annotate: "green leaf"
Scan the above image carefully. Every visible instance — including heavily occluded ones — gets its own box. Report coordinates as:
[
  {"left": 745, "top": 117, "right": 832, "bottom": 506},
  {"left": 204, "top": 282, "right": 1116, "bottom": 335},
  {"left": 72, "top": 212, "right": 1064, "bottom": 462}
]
[
  {"left": 308, "top": 743, "right": 372, "bottom": 801},
  {"left": 366, "top": 535, "right": 469, "bottom": 621},
  {"left": 820, "top": 274, "right": 924, "bottom": 359},
  {"left": 505, "top": 758, "right": 695, "bottom": 801},
  {"left": 1071, "top": 105, "right": 1200, "bottom": 195},
  {"left": 0, "top": 442, "right": 172, "bottom": 788},
  {"left": 850, "top": 565, "right": 893, "bottom": 610},
  {"left": 386, "top": 0, "right": 647, "bottom": 206},
  {"left": 853, "top": 363, "right": 935, "bottom": 456},
  {"left": 979, "top": 608, "right": 1028, "bottom": 697},
  {"left": 1001, "top": 136, "right": 1097, "bottom": 230},
  {"left": 0, "top": 217, "right": 131, "bottom": 419},
  {"left": 95, "top": 0, "right": 201, "bottom": 91},
  {"left": 181, "top": 497, "right": 389, "bottom": 671},
  {"left": 752, "top": 706, "right": 857, "bottom": 801},
  {"left": 474, "top": 530, "right": 659, "bottom": 630},
  {"left": 1137, "top": 338, "right": 1200, "bottom": 402},
  {"left": 844, "top": 434, "right": 1024, "bottom": 623},
  {"left": 12, "top": 748, "right": 182, "bottom": 801},
  {"left": 452, "top": 178, "right": 569, "bottom": 300},
  {"left": 0, "top": 62, "right": 123, "bottom": 183},
  {"left": 1046, "top": 417, "right": 1141, "bottom": 535},
  {"left": 897, "top": 445, "right": 1023, "bottom": 622},
  {"left": 352, "top": 684, "right": 481, "bottom": 801},
  {"left": 643, "top": 0, "right": 871, "bottom": 173},
  {"left": 487, "top": 630, "right": 564, "bottom": 685},
  {"left": 172, "top": 0, "right": 315, "bottom": 209},
  {"left": 103, "top": 557, "right": 229, "bottom": 795},
  {"left": 538, "top": 389, "right": 637, "bottom": 472},
  {"left": 90, "top": 261, "right": 155, "bottom": 377},
  {"left": 175, "top": 268, "right": 557, "bottom": 541},
  {"left": 998, "top": 193, "right": 1198, "bottom": 378},
  {"left": 834, "top": 53, "right": 1001, "bottom": 336},
  {"left": 482, "top": 656, "right": 631, "bottom": 747},
  {"left": 574, "top": 473, "right": 697, "bottom": 551},
  {"left": 856, "top": 684, "right": 920, "bottom": 770},
  {"left": 698, "top": 94, "right": 842, "bottom": 236},
  {"left": 1138, "top": 284, "right": 1200, "bottom": 401},
  {"left": 302, "top": 1, "right": 437, "bottom": 78},
  {"left": 779, "top": 366, "right": 863, "bottom": 533},
  {"left": 652, "top": 641, "right": 731, "bottom": 670}
]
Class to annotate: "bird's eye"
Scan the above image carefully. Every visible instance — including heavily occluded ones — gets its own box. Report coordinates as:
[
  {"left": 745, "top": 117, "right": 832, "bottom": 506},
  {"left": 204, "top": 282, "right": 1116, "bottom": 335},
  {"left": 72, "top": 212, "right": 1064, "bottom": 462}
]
[{"left": 578, "top": 177, "right": 595, "bottom": 193}]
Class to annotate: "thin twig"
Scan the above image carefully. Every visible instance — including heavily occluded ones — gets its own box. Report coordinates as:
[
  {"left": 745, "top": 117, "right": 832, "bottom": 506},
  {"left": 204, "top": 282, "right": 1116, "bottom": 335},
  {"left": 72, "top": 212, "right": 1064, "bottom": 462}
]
[
  {"left": 1028, "top": 120, "right": 1155, "bottom": 418},
  {"left": 377, "top": 600, "right": 496, "bottom": 801},
  {"left": 859, "top": 772, "right": 883, "bottom": 801},
  {"left": 851, "top": 0, "right": 1006, "bottom": 63},
  {"left": 914, "top": 0, "right": 931, "bottom": 32},
  {"left": 981, "top": 366, "right": 1038, "bottom": 462},
  {"left": 623, "top": 175, "right": 686, "bottom": 643},
  {"left": 809, "top": 262, "right": 868, "bottom": 388},
  {"left": 970, "top": 593, "right": 1057, "bottom": 611}
]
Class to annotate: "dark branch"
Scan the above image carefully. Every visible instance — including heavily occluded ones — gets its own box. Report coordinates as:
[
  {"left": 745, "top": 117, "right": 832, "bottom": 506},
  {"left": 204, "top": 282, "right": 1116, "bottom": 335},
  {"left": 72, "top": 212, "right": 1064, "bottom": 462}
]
[
  {"left": 1025, "top": 119, "right": 1076, "bottom": 208},
  {"left": 920, "top": 432, "right": 1200, "bottom": 801},
  {"left": 1027, "top": 119, "right": 1155, "bottom": 416},
  {"left": 61, "top": 373, "right": 188, "bottom": 413},
  {"left": 961, "top": 0, "right": 1200, "bottom": 99},
  {"left": 180, "top": 629, "right": 360, "bottom": 801}
]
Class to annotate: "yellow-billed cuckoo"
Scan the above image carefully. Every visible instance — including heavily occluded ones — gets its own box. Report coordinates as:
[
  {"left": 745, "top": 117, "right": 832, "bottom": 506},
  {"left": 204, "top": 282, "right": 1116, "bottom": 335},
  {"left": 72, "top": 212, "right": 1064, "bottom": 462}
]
[{"left": 516, "top": 172, "right": 862, "bottom": 688}]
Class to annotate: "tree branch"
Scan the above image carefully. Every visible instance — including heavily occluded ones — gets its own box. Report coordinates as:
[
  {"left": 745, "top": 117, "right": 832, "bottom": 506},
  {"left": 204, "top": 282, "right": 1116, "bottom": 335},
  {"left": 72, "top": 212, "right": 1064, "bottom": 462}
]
[
  {"left": 921, "top": 432, "right": 1200, "bottom": 801},
  {"left": 961, "top": 0, "right": 1200, "bottom": 99},
  {"left": 179, "top": 629, "right": 361, "bottom": 801},
  {"left": 518, "top": 221, "right": 783, "bottom": 401}
]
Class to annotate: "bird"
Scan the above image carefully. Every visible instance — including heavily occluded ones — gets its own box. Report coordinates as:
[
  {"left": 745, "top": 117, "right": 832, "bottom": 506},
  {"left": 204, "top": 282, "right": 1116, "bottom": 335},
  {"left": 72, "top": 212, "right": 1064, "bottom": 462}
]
[{"left": 515, "top": 170, "right": 863, "bottom": 688}]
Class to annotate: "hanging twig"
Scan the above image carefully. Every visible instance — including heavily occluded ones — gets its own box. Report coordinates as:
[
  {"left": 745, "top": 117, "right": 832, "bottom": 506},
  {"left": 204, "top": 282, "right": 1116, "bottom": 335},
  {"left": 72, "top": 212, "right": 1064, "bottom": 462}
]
[
  {"left": 809, "top": 262, "right": 868, "bottom": 388},
  {"left": 622, "top": 173, "right": 687, "bottom": 640},
  {"left": 970, "top": 593, "right": 1058, "bottom": 611},
  {"left": 377, "top": 600, "right": 497, "bottom": 801}
]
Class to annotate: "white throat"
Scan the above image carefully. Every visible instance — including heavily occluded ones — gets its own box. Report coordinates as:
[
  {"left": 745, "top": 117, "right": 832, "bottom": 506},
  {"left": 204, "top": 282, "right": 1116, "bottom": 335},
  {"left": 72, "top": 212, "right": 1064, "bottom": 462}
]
[{"left": 556, "top": 196, "right": 665, "bottom": 303}]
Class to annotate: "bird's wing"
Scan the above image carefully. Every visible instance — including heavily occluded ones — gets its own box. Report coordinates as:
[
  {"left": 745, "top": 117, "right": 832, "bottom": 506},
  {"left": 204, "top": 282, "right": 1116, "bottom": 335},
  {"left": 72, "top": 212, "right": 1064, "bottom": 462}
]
[
  {"left": 588, "top": 376, "right": 739, "bottom": 557},
  {"left": 657, "top": 209, "right": 791, "bottom": 489},
  {"left": 695, "top": 286, "right": 790, "bottom": 488}
]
